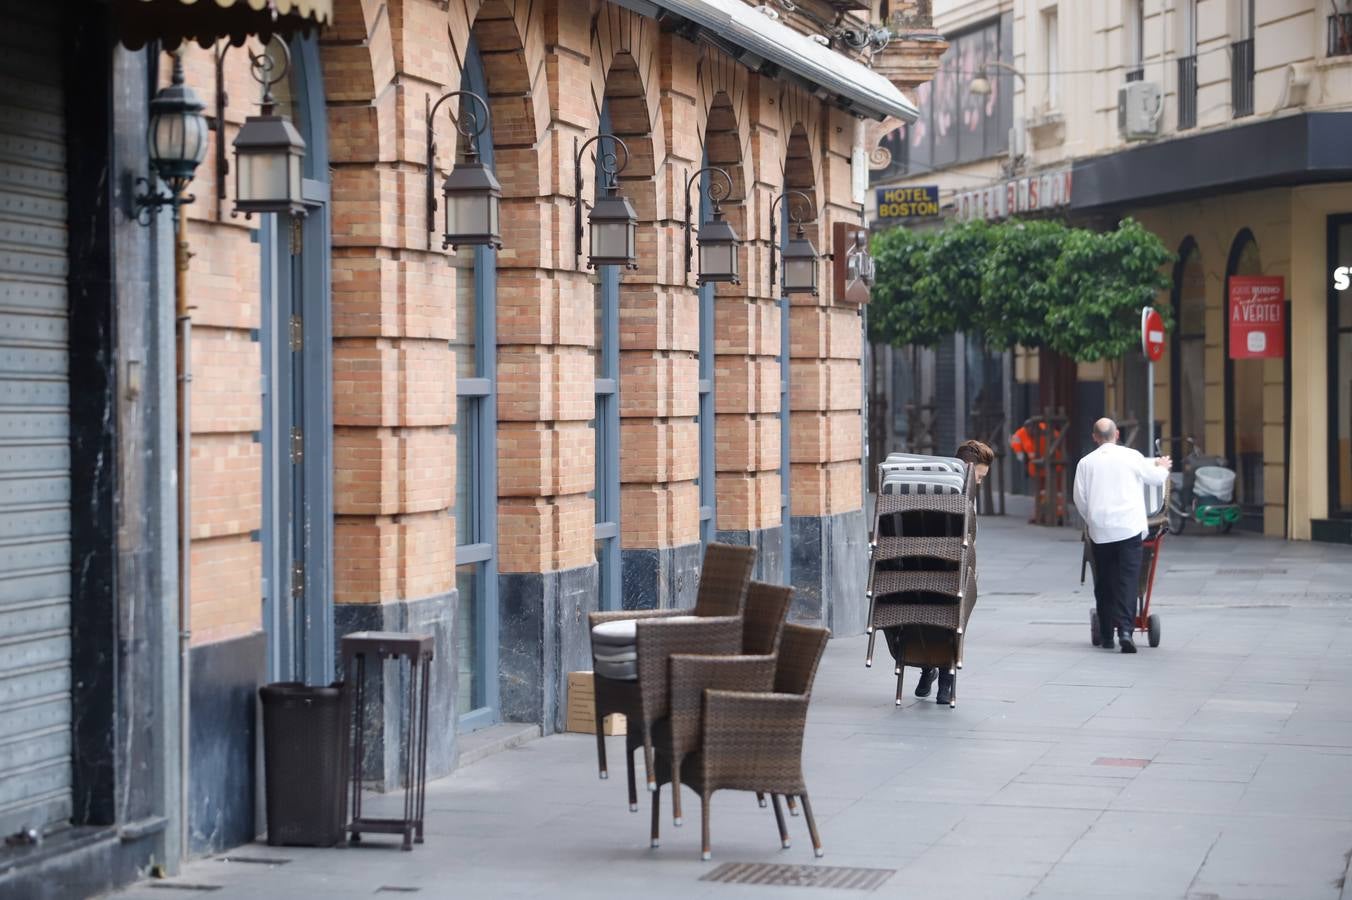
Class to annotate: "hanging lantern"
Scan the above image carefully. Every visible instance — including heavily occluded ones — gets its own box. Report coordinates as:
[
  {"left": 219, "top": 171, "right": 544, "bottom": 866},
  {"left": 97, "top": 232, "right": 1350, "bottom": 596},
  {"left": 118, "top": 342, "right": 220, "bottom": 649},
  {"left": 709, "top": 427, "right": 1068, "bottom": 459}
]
[
  {"left": 233, "top": 45, "right": 307, "bottom": 217},
  {"left": 441, "top": 155, "right": 502, "bottom": 250},
  {"left": 697, "top": 207, "right": 740, "bottom": 285},
  {"left": 781, "top": 226, "right": 819, "bottom": 295},
  {"left": 145, "top": 53, "right": 209, "bottom": 201},
  {"left": 588, "top": 190, "right": 638, "bottom": 269}
]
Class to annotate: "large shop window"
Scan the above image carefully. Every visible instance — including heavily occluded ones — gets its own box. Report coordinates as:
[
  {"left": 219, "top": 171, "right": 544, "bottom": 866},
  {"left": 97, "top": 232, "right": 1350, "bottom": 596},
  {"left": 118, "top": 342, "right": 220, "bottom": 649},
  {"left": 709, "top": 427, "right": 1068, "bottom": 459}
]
[
  {"left": 697, "top": 164, "right": 717, "bottom": 546},
  {"left": 1329, "top": 215, "right": 1352, "bottom": 515},
  {"left": 453, "top": 41, "right": 500, "bottom": 728},
  {"left": 593, "top": 104, "right": 622, "bottom": 610},
  {"left": 1224, "top": 231, "right": 1264, "bottom": 528},
  {"left": 1172, "top": 240, "right": 1206, "bottom": 445},
  {"left": 870, "top": 13, "right": 1013, "bottom": 185}
]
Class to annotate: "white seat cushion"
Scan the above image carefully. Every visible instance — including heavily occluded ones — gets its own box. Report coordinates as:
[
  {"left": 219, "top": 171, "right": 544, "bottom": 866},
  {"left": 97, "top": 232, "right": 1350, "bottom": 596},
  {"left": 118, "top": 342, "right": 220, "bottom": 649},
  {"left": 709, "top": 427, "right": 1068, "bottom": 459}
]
[{"left": 591, "top": 618, "right": 638, "bottom": 646}]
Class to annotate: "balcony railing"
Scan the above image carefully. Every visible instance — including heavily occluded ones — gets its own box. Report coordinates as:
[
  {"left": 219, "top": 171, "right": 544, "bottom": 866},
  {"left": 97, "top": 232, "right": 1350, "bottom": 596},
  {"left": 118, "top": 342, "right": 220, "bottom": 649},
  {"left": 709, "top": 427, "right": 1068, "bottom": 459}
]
[
  {"left": 1177, "top": 54, "right": 1197, "bottom": 130},
  {"left": 1331, "top": 13, "right": 1352, "bottom": 57},
  {"left": 1125, "top": 67, "right": 1145, "bottom": 82},
  {"left": 1231, "top": 38, "right": 1254, "bottom": 118}
]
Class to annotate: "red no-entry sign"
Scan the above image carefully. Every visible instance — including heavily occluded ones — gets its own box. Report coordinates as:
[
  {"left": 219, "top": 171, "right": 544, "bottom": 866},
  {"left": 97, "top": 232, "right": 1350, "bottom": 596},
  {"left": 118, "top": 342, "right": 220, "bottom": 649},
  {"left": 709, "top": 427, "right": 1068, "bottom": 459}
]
[{"left": 1141, "top": 307, "right": 1165, "bottom": 362}]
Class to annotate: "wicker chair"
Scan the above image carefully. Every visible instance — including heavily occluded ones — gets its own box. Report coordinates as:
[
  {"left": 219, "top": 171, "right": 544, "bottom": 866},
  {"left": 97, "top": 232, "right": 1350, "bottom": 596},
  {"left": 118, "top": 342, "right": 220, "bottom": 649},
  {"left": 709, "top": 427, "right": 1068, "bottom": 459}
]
[
  {"left": 652, "top": 581, "right": 792, "bottom": 828},
  {"left": 588, "top": 542, "right": 756, "bottom": 810},
  {"left": 865, "top": 463, "right": 977, "bottom": 708},
  {"left": 652, "top": 623, "right": 831, "bottom": 860}
]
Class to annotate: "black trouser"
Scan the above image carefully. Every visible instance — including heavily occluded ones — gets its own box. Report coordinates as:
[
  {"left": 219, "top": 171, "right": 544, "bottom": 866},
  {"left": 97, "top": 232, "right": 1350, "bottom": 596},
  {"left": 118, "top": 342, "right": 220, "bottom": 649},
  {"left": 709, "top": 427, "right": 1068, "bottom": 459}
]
[{"left": 1090, "top": 535, "right": 1142, "bottom": 636}]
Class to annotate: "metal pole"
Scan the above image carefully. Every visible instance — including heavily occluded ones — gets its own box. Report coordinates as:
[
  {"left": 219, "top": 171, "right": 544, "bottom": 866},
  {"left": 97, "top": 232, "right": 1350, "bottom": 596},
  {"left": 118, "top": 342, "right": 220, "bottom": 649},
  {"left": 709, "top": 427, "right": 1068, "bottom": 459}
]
[
  {"left": 175, "top": 205, "right": 194, "bottom": 861},
  {"left": 1147, "top": 357, "right": 1155, "bottom": 456}
]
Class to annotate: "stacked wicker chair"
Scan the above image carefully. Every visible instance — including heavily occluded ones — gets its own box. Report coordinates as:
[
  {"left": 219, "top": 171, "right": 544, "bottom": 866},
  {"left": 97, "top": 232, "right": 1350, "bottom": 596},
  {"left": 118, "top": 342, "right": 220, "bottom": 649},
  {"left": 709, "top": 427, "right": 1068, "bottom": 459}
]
[
  {"left": 652, "top": 623, "right": 832, "bottom": 860},
  {"left": 587, "top": 543, "right": 756, "bottom": 811},
  {"left": 866, "top": 453, "right": 977, "bottom": 708}
]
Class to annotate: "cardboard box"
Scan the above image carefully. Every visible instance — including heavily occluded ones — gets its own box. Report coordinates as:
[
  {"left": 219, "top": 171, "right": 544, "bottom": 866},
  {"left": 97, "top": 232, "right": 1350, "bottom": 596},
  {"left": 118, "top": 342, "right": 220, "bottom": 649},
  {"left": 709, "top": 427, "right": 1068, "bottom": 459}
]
[{"left": 566, "top": 671, "right": 626, "bottom": 736}]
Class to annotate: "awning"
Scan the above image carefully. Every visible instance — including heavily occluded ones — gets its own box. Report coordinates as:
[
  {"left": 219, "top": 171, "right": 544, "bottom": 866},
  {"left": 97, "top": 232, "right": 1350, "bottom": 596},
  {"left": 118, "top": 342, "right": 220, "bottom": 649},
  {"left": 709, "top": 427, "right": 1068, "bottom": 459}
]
[
  {"left": 111, "top": 0, "right": 333, "bottom": 50},
  {"left": 615, "top": 0, "right": 918, "bottom": 123}
]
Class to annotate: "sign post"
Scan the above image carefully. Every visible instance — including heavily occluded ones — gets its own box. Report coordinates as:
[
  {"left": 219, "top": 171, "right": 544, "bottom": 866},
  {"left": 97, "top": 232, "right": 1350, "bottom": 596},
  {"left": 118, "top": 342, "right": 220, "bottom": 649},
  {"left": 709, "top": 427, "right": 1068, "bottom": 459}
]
[{"left": 1141, "top": 307, "right": 1165, "bottom": 452}]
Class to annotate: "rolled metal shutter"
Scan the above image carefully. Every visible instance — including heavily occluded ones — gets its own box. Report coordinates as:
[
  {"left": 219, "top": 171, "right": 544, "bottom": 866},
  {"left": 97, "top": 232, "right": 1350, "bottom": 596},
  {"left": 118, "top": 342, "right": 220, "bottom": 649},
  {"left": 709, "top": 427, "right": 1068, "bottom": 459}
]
[{"left": 0, "top": 0, "right": 73, "bottom": 838}]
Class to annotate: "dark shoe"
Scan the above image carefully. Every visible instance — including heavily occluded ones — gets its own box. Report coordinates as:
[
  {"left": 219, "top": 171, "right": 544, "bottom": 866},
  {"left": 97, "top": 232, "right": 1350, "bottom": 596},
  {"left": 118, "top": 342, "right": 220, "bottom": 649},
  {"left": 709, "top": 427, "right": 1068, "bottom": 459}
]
[
  {"left": 1118, "top": 631, "right": 1137, "bottom": 654},
  {"left": 915, "top": 668, "right": 937, "bottom": 698},
  {"left": 935, "top": 671, "right": 953, "bottom": 705},
  {"left": 1100, "top": 632, "right": 1114, "bottom": 650}
]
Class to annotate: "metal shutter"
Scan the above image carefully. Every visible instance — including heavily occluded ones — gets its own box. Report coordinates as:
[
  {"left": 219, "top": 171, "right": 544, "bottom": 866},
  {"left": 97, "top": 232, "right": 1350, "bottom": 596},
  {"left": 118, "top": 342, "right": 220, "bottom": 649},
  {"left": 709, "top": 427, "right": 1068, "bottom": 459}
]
[{"left": 0, "top": 0, "right": 72, "bottom": 838}]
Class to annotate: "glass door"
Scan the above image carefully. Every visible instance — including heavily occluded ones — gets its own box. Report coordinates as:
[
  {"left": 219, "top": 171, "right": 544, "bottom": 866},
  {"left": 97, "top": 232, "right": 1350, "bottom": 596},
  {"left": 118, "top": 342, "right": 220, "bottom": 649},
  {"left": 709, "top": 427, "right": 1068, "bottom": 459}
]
[{"left": 1330, "top": 215, "right": 1352, "bottom": 515}]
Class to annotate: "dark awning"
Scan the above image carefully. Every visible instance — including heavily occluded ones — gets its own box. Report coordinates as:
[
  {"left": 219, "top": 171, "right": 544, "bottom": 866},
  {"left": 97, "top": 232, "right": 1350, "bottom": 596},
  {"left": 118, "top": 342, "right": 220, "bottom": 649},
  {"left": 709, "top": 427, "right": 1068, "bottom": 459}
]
[
  {"left": 111, "top": 0, "right": 333, "bottom": 50},
  {"left": 1071, "top": 112, "right": 1352, "bottom": 212}
]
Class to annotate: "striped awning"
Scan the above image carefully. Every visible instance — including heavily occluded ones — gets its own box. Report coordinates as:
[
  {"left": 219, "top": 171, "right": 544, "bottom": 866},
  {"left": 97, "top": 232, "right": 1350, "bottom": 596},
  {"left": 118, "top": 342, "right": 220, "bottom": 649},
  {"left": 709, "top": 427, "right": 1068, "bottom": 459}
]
[{"left": 112, "top": 0, "right": 333, "bottom": 50}]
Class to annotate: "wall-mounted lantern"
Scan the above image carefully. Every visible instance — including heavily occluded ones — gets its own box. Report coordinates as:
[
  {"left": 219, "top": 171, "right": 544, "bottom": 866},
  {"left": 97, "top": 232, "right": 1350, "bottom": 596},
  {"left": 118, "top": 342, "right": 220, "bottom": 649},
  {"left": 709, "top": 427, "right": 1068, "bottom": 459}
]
[
  {"left": 232, "top": 42, "right": 307, "bottom": 218},
  {"left": 683, "top": 166, "right": 740, "bottom": 285},
  {"left": 770, "top": 190, "right": 819, "bottom": 295},
  {"left": 573, "top": 134, "right": 638, "bottom": 269},
  {"left": 426, "top": 89, "right": 501, "bottom": 250},
  {"left": 134, "top": 51, "right": 209, "bottom": 223}
]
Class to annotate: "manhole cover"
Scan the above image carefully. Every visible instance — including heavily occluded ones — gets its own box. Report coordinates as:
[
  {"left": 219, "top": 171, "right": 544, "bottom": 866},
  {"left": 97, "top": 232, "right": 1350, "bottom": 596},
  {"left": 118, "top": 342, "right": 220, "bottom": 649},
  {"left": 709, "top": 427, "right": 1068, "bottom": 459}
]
[{"left": 700, "top": 863, "right": 895, "bottom": 891}]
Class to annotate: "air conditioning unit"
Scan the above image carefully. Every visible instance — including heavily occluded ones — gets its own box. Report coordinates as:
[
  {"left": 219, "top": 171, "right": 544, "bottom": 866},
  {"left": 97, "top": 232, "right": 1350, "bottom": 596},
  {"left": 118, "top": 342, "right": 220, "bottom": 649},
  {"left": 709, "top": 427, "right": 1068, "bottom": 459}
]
[{"left": 1118, "top": 80, "right": 1162, "bottom": 140}]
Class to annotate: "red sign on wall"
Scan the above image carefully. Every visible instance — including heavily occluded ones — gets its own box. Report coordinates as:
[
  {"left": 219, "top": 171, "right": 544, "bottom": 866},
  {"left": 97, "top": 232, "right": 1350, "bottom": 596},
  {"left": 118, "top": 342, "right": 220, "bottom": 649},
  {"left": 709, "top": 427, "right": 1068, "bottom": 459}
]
[{"left": 1228, "top": 276, "right": 1285, "bottom": 359}]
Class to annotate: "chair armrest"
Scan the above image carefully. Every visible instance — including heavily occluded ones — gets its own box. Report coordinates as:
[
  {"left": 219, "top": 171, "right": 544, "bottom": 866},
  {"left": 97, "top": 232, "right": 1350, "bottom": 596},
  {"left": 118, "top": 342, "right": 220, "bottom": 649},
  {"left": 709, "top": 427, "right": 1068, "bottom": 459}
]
[
  {"left": 634, "top": 616, "right": 743, "bottom": 725},
  {"left": 588, "top": 608, "right": 687, "bottom": 629},
  {"left": 668, "top": 655, "right": 776, "bottom": 757},
  {"left": 701, "top": 691, "right": 811, "bottom": 784}
]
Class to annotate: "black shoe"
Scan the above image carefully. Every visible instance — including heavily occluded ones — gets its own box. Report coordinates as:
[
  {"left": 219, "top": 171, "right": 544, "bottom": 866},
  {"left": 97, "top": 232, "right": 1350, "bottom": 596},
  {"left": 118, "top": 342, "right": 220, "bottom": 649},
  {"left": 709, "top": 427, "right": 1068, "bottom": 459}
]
[
  {"left": 1118, "top": 631, "right": 1137, "bottom": 654},
  {"left": 935, "top": 671, "right": 953, "bottom": 705},
  {"left": 915, "top": 668, "right": 937, "bottom": 698},
  {"left": 1100, "top": 632, "right": 1114, "bottom": 650}
]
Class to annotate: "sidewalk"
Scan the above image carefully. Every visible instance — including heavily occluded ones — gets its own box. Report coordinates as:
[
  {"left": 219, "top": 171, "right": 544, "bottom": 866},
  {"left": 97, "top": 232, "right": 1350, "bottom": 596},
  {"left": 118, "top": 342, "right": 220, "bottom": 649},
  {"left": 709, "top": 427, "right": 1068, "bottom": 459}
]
[{"left": 106, "top": 516, "right": 1352, "bottom": 899}]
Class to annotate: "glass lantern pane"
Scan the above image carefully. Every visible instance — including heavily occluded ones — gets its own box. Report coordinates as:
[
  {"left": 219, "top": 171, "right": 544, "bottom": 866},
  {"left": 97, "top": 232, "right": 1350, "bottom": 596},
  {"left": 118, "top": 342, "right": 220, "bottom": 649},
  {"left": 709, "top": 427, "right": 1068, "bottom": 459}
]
[
  {"left": 185, "top": 115, "right": 209, "bottom": 165},
  {"left": 786, "top": 258, "right": 816, "bottom": 292},
  {"left": 592, "top": 222, "right": 624, "bottom": 260},
  {"left": 238, "top": 152, "right": 288, "bottom": 203},
  {"left": 289, "top": 153, "right": 303, "bottom": 204},
  {"left": 700, "top": 242, "right": 734, "bottom": 278},
  {"left": 152, "top": 113, "right": 182, "bottom": 165},
  {"left": 626, "top": 221, "right": 637, "bottom": 260},
  {"left": 451, "top": 195, "right": 489, "bottom": 238}
]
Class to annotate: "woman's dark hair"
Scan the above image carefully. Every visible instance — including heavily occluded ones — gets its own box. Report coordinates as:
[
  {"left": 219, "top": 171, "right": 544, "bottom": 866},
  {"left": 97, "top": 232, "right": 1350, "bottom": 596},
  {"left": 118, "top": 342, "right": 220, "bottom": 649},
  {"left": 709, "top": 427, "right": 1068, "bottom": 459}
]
[{"left": 955, "top": 439, "right": 995, "bottom": 466}]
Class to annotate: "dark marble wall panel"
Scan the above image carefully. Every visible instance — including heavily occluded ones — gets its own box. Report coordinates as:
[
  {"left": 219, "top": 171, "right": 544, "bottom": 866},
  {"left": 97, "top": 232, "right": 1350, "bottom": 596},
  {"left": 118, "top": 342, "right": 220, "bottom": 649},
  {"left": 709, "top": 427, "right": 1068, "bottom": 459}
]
[
  {"left": 188, "top": 632, "right": 266, "bottom": 855},
  {"left": 500, "top": 566, "right": 597, "bottom": 734}
]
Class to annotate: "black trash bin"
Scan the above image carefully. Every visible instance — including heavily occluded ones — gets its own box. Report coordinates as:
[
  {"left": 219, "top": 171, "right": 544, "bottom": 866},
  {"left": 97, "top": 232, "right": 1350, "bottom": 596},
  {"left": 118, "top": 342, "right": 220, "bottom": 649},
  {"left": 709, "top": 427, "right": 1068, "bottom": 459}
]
[{"left": 259, "top": 681, "right": 347, "bottom": 847}]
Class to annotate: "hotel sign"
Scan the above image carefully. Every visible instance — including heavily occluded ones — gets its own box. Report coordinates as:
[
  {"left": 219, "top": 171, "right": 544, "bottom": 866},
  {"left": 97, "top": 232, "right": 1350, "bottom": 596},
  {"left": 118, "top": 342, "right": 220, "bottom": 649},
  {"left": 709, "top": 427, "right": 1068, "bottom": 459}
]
[
  {"left": 955, "top": 168, "right": 1073, "bottom": 222},
  {"left": 875, "top": 185, "right": 941, "bottom": 221}
]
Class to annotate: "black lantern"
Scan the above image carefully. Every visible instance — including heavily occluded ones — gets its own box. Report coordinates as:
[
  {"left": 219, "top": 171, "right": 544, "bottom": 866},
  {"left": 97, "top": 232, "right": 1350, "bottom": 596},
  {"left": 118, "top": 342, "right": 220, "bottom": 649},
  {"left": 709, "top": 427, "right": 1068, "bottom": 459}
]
[
  {"left": 135, "top": 51, "right": 208, "bottom": 220},
  {"left": 683, "top": 166, "right": 740, "bottom": 285},
  {"left": 426, "top": 90, "right": 501, "bottom": 250},
  {"left": 781, "top": 226, "right": 819, "bottom": 295},
  {"left": 233, "top": 43, "right": 307, "bottom": 217},
  {"left": 770, "top": 190, "right": 819, "bottom": 296},
  {"left": 574, "top": 134, "right": 638, "bottom": 270}
]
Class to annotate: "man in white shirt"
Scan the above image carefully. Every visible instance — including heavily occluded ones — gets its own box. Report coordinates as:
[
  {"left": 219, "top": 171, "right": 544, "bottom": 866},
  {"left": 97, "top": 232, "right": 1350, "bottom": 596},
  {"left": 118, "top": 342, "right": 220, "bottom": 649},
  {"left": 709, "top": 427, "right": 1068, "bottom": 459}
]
[{"left": 1072, "top": 418, "right": 1171, "bottom": 653}]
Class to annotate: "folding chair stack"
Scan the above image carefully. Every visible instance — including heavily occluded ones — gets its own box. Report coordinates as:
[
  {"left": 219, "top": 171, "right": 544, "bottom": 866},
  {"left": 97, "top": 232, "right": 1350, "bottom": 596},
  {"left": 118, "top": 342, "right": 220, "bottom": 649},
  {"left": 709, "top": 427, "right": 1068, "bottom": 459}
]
[{"left": 865, "top": 453, "right": 977, "bottom": 708}]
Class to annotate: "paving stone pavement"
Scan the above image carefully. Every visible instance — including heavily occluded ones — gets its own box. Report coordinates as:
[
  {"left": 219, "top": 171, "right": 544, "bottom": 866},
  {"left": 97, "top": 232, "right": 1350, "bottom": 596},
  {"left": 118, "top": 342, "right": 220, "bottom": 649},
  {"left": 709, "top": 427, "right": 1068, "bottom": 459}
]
[{"left": 104, "top": 513, "right": 1352, "bottom": 900}]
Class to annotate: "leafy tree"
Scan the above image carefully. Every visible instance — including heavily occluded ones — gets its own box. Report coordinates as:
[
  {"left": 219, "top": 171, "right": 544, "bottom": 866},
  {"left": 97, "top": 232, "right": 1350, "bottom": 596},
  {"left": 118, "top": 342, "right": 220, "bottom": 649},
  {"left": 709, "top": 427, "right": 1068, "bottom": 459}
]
[
  {"left": 868, "top": 226, "right": 936, "bottom": 347},
  {"left": 976, "top": 219, "right": 1067, "bottom": 351}
]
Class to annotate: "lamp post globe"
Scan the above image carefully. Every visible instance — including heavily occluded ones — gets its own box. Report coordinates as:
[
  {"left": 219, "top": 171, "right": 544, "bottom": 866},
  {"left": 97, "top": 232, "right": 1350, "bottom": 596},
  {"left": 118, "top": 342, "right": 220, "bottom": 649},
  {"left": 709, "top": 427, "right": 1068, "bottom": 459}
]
[{"left": 147, "top": 54, "right": 209, "bottom": 200}]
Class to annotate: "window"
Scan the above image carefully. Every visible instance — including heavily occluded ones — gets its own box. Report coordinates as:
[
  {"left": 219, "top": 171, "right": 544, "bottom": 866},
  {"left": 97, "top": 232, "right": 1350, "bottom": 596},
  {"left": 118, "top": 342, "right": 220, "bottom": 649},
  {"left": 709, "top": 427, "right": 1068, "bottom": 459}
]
[
  {"left": 453, "top": 41, "right": 499, "bottom": 727},
  {"left": 868, "top": 13, "right": 1013, "bottom": 184},
  {"left": 1043, "top": 7, "right": 1060, "bottom": 110},
  {"left": 1178, "top": 0, "right": 1199, "bottom": 129},
  {"left": 697, "top": 163, "right": 717, "bottom": 546},
  {"left": 593, "top": 105, "right": 622, "bottom": 610},
  {"left": 1171, "top": 240, "right": 1206, "bottom": 446},
  {"left": 1125, "top": 0, "right": 1144, "bottom": 80},
  {"left": 1231, "top": 0, "right": 1255, "bottom": 116}
]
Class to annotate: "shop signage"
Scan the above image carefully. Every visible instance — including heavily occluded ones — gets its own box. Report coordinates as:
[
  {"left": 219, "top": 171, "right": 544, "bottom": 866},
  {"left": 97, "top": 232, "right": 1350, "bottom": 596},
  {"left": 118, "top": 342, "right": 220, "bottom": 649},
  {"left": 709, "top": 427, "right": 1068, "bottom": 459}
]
[
  {"left": 1141, "top": 307, "right": 1165, "bottom": 362},
  {"left": 1228, "top": 275, "right": 1285, "bottom": 359},
  {"left": 832, "top": 221, "right": 874, "bottom": 305},
  {"left": 955, "top": 168, "right": 1072, "bottom": 222},
  {"left": 874, "top": 185, "right": 940, "bottom": 221}
]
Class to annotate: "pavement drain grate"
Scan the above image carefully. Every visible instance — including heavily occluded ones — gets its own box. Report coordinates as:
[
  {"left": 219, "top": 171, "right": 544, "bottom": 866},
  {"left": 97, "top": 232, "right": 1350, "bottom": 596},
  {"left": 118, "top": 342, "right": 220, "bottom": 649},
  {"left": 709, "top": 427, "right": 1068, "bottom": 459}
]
[
  {"left": 700, "top": 863, "right": 894, "bottom": 891},
  {"left": 148, "top": 884, "right": 223, "bottom": 892},
  {"left": 216, "top": 856, "right": 292, "bottom": 865}
]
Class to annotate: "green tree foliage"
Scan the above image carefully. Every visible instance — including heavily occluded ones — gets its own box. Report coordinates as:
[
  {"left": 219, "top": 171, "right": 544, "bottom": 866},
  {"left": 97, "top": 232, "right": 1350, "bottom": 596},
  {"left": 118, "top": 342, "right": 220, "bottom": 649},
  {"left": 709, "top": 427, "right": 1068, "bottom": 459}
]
[{"left": 869, "top": 217, "right": 1174, "bottom": 362}]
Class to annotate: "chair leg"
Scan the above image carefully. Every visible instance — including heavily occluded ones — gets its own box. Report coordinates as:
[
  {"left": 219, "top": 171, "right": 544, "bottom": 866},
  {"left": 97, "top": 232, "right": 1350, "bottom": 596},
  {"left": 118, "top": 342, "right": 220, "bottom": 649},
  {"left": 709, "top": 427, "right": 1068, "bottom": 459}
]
[
  {"left": 671, "top": 756, "right": 684, "bottom": 826},
  {"left": 770, "top": 794, "right": 790, "bottom": 849},
  {"left": 644, "top": 739, "right": 657, "bottom": 792},
  {"left": 626, "top": 740, "right": 639, "bottom": 812},
  {"left": 865, "top": 628, "right": 876, "bottom": 668},
  {"left": 701, "top": 792, "right": 713, "bottom": 861},
  {"left": 595, "top": 717, "right": 608, "bottom": 780},
  {"left": 756, "top": 791, "right": 767, "bottom": 808},
  {"left": 949, "top": 667, "right": 958, "bottom": 709},
  {"left": 799, "top": 793, "right": 823, "bottom": 858},
  {"left": 786, "top": 795, "right": 799, "bottom": 817},
  {"left": 894, "top": 652, "right": 905, "bottom": 707},
  {"left": 650, "top": 784, "right": 661, "bottom": 848}
]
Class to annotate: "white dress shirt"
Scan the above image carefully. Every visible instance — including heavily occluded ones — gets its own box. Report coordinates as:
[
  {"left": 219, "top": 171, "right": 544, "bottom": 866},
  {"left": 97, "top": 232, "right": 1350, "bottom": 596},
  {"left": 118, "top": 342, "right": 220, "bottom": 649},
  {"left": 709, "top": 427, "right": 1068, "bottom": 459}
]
[{"left": 1073, "top": 442, "right": 1170, "bottom": 544}]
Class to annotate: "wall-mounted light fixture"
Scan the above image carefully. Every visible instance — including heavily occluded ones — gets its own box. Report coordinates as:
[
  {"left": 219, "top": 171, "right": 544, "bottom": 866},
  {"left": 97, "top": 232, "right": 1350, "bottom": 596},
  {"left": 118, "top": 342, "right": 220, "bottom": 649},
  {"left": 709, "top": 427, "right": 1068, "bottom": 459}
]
[
  {"left": 769, "top": 190, "right": 819, "bottom": 295},
  {"left": 426, "top": 89, "right": 501, "bottom": 250},
  {"left": 232, "top": 42, "right": 307, "bottom": 218},
  {"left": 133, "top": 51, "right": 209, "bottom": 224},
  {"left": 573, "top": 134, "right": 638, "bottom": 270},
  {"left": 683, "top": 166, "right": 740, "bottom": 285}
]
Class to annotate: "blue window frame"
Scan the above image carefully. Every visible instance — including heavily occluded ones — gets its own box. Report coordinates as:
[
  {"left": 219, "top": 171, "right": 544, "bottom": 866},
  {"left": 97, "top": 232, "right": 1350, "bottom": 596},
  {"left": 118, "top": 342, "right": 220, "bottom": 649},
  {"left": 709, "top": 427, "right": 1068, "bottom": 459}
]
[
  {"left": 697, "top": 163, "right": 717, "bottom": 546},
  {"left": 454, "top": 41, "right": 500, "bottom": 730},
  {"left": 594, "top": 104, "right": 622, "bottom": 610},
  {"left": 261, "top": 35, "right": 334, "bottom": 685},
  {"left": 778, "top": 187, "right": 792, "bottom": 587}
]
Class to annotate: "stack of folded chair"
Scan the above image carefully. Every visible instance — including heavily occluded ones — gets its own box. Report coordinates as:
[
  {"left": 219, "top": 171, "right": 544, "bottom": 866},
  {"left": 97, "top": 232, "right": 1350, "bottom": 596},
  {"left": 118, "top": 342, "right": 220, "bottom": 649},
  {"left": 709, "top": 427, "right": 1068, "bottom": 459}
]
[{"left": 865, "top": 453, "right": 977, "bottom": 708}]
